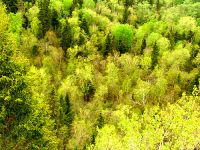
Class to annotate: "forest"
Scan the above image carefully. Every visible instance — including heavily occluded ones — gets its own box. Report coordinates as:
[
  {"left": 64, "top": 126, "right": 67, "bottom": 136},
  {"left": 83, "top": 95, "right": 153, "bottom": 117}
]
[{"left": 0, "top": 0, "right": 200, "bottom": 149}]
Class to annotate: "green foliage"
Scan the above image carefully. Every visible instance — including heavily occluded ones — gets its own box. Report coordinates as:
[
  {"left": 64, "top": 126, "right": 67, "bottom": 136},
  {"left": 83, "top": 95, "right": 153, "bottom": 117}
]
[
  {"left": 61, "top": 19, "right": 73, "bottom": 51},
  {"left": 24, "top": 67, "right": 61, "bottom": 149},
  {"left": 1, "top": 0, "right": 200, "bottom": 149},
  {"left": 9, "top": 13, "right": 22, "bottom": 34},
  {"left": 8, "top": 13, "right": 23, "bottom": 45},
  {"left": 81, "top": 80, "right": 95, "bottom": 101},
  {"left": 89, "top": 125, "right": 122, "bottom": 149},
  {"left": 63, "top": 0, "right": 73, "bottom": 15},
  {"left": 176, "top": 16, "right": 197, "bottom": 40},
  {"left": 133, "top": 79, "right": 151, "bottom": 105},
  {"left": 136, "top": 1, "right": 156, "bottom": 23},
  {"left": 2, "top": 0, "right": 18, "bottom": 13},
  {"left": 111, "top": 24, "right": 134, "bottom": 53},
  {"left": 156, "top": 37, "right": 170, "bottom": 55},
  {"left": 151, "top": 44, "right": 159, "bottom": 69},
  {"left": 124, "top": 0, "right": 134, "bottom": 7},
  {"left": 0, "top": 7, "right": 31, "bottom": 148},
  {"left": 106, "top": 62, "right": 119, "bottom": 86},
  {"left": 0, "top": 3, "right": 9, "bottom": 39},
  {"left": 80, "top": 16, "right": 90, "bottom": 35},
  {"left": 174, "top": 0, "right": 185, "bottom": 5},
  {"left": 83, "top": 0, "right": 95, "bottom": 9},
  {"left": 135, "top": 21, "right": 154, "bottom": 52},
  {"left": 38, "top": 0, "right": 51, "bottom": 37},
  {"left": 161, "top": 44, "right": 190, "bottom": 68},
  {"left": 102, "top": 33, "right": 112, "bottom": 56},
  {"left": 59, "top": 95, "right": 74, "bottom": 127},
  {"left": 89, "top": 93, "right": 200, "bottom": 149},
  {"left": 146, "top": 32, "right": 161, "bottom": 47}
]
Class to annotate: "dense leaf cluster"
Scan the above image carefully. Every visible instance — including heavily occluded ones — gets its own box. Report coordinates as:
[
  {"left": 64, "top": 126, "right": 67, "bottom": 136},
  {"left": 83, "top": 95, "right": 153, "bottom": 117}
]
[{"left": 0, "top": 0, "right": 200, "bottom": 149}]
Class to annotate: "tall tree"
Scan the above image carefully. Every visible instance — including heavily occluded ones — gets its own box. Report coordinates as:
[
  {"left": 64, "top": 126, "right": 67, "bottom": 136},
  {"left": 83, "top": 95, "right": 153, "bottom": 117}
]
[
  {"left": 111, "top": 24, "right": 134, "bottom": 53},
  {"left": 102, "top": 33, "right": 112, "bottom": 56},
  {"left": 151, "top": 44, "right": 159, "bottom": 69},
  {"left": 122, "top": 8, "right": 129, "bottom": 23},
  {"left": 61, "top": 19, "right": 73, "bottom": 53},
  {"left": 38, "top": 0, "right": 51, "bottom": 38},
  {"left": 80, "top": 15, "right": 90, "bottom": 35},
  {"left": 0, "top": 4, "right": 31, "bottom": 148},
  {"left": 156, "top": 0, "right": 160, "bottom": 11}
]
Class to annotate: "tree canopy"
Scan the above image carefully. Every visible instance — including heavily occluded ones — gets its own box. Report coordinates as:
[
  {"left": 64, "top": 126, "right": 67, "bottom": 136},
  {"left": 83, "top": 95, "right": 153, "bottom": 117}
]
[{"left": 0, "top": 0, "right": 200, "bottom": 149}]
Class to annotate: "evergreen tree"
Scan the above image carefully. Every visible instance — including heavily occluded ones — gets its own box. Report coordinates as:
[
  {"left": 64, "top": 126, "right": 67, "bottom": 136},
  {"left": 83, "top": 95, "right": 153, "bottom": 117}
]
[
  {"left": 141, "top": 39, "right": 146, "bottom": 55},
  {"left": 78, "top": 32, "right": 87, "bottom": 46},
  {"left": 2, "top": 0, "right": 18, "bottom": 13},
  {"left": 80, "top": 17, "right": 89, "bottom": 35},
  {"left": 1, "top": 0, "right": 200, "bottom": 149},
  {"left": 156, "top": 0, "right": 160, "bottom": 11},
  {"left": 49, "top": 86, "right": 60, "bottom": 124},
  {"left": 91, "top": 113, "right": 105, "bottom": 144},
  {"left": 81, "top": 80, "right": 95, "bottom": 102},
  {"left": 0, "top": 5, "right": 31, "bottom": 148},
  {"left": 123, "top": 0, "right": 134, "bottom": 23},
  {"left": 149, "top": 0, "right": 153, "bottom": 5},
  {"left": 103, "top": 33, "right": 112, "bottom": 56},
  {"left": 69, "top": 0, "right": 78, "bottom": 16},
  {"left": 51, "top": 10, "right": 59, "bottom": 31},
  {"left": 59, "top": 95, "right": 74, "bottom": 148},
  {"left": 79, "top": 0, "right": 83, "bottom": 8},
  {"left": 97, "top": 113, "right": 104, "bottom": 129},
  {"left": 151, "top": 44, "right": 159, "bottom": 69},
  {"left": 60, "top": 95, "right": 74, "bottom": 128},
  {"left": 71, "top": 0, "right": 83, "bottom": 10},
  {"left": 38, "top": 0, "right": 51, "bottom": 38},
  {"left": 124, "top": 0, "right": 134, "bottom": 7},
  {"left": 61, "top": 20, "right": 73, "bottom": 53},
  {"left": 122, "top": 8, "right": 129, "bottom": 23}
]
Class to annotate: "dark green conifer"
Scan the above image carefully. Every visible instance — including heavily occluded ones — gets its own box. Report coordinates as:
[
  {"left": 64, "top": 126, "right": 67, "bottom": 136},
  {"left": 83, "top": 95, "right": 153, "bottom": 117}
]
[
  {"left": 61, "top": 20, "right": 73, "bottom": 53},
  {"left": 122, "top": 8, "right": 129, "bottom": 23},
  {"left": 141, "top": 39, "right": 146, "bottom": 55},
  {"left": 151, "top": 44, "right": 159, "bottom": 69},
  {"left": 80, "top": 17, "right": 90, "bottom": 35},
  {"left": 103, "top": 33, "right": 112, "bottom": 56},
  {"left": 156, "top": 0, "right": 160, "bottom": 10},
  {"left": 149, "top": 0, "right": 153, "bottom": 5},
  {"left": 60, "top": 95, "right": 74, "bottom": 131},
  {"left": 2, "top": 0, "right": 18, "bottom": 13},
  {"left": 51, "top": 10, "right": 59, "bottom": 31},
  {"left": 0, "top": 27, "right": 31, "bottom": 148},
  {"left": 81, "top": 80, "right": 95, "bottom": 102},
  {"left": 38, "top": 0, "right": 51, "bottom": 38}
]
